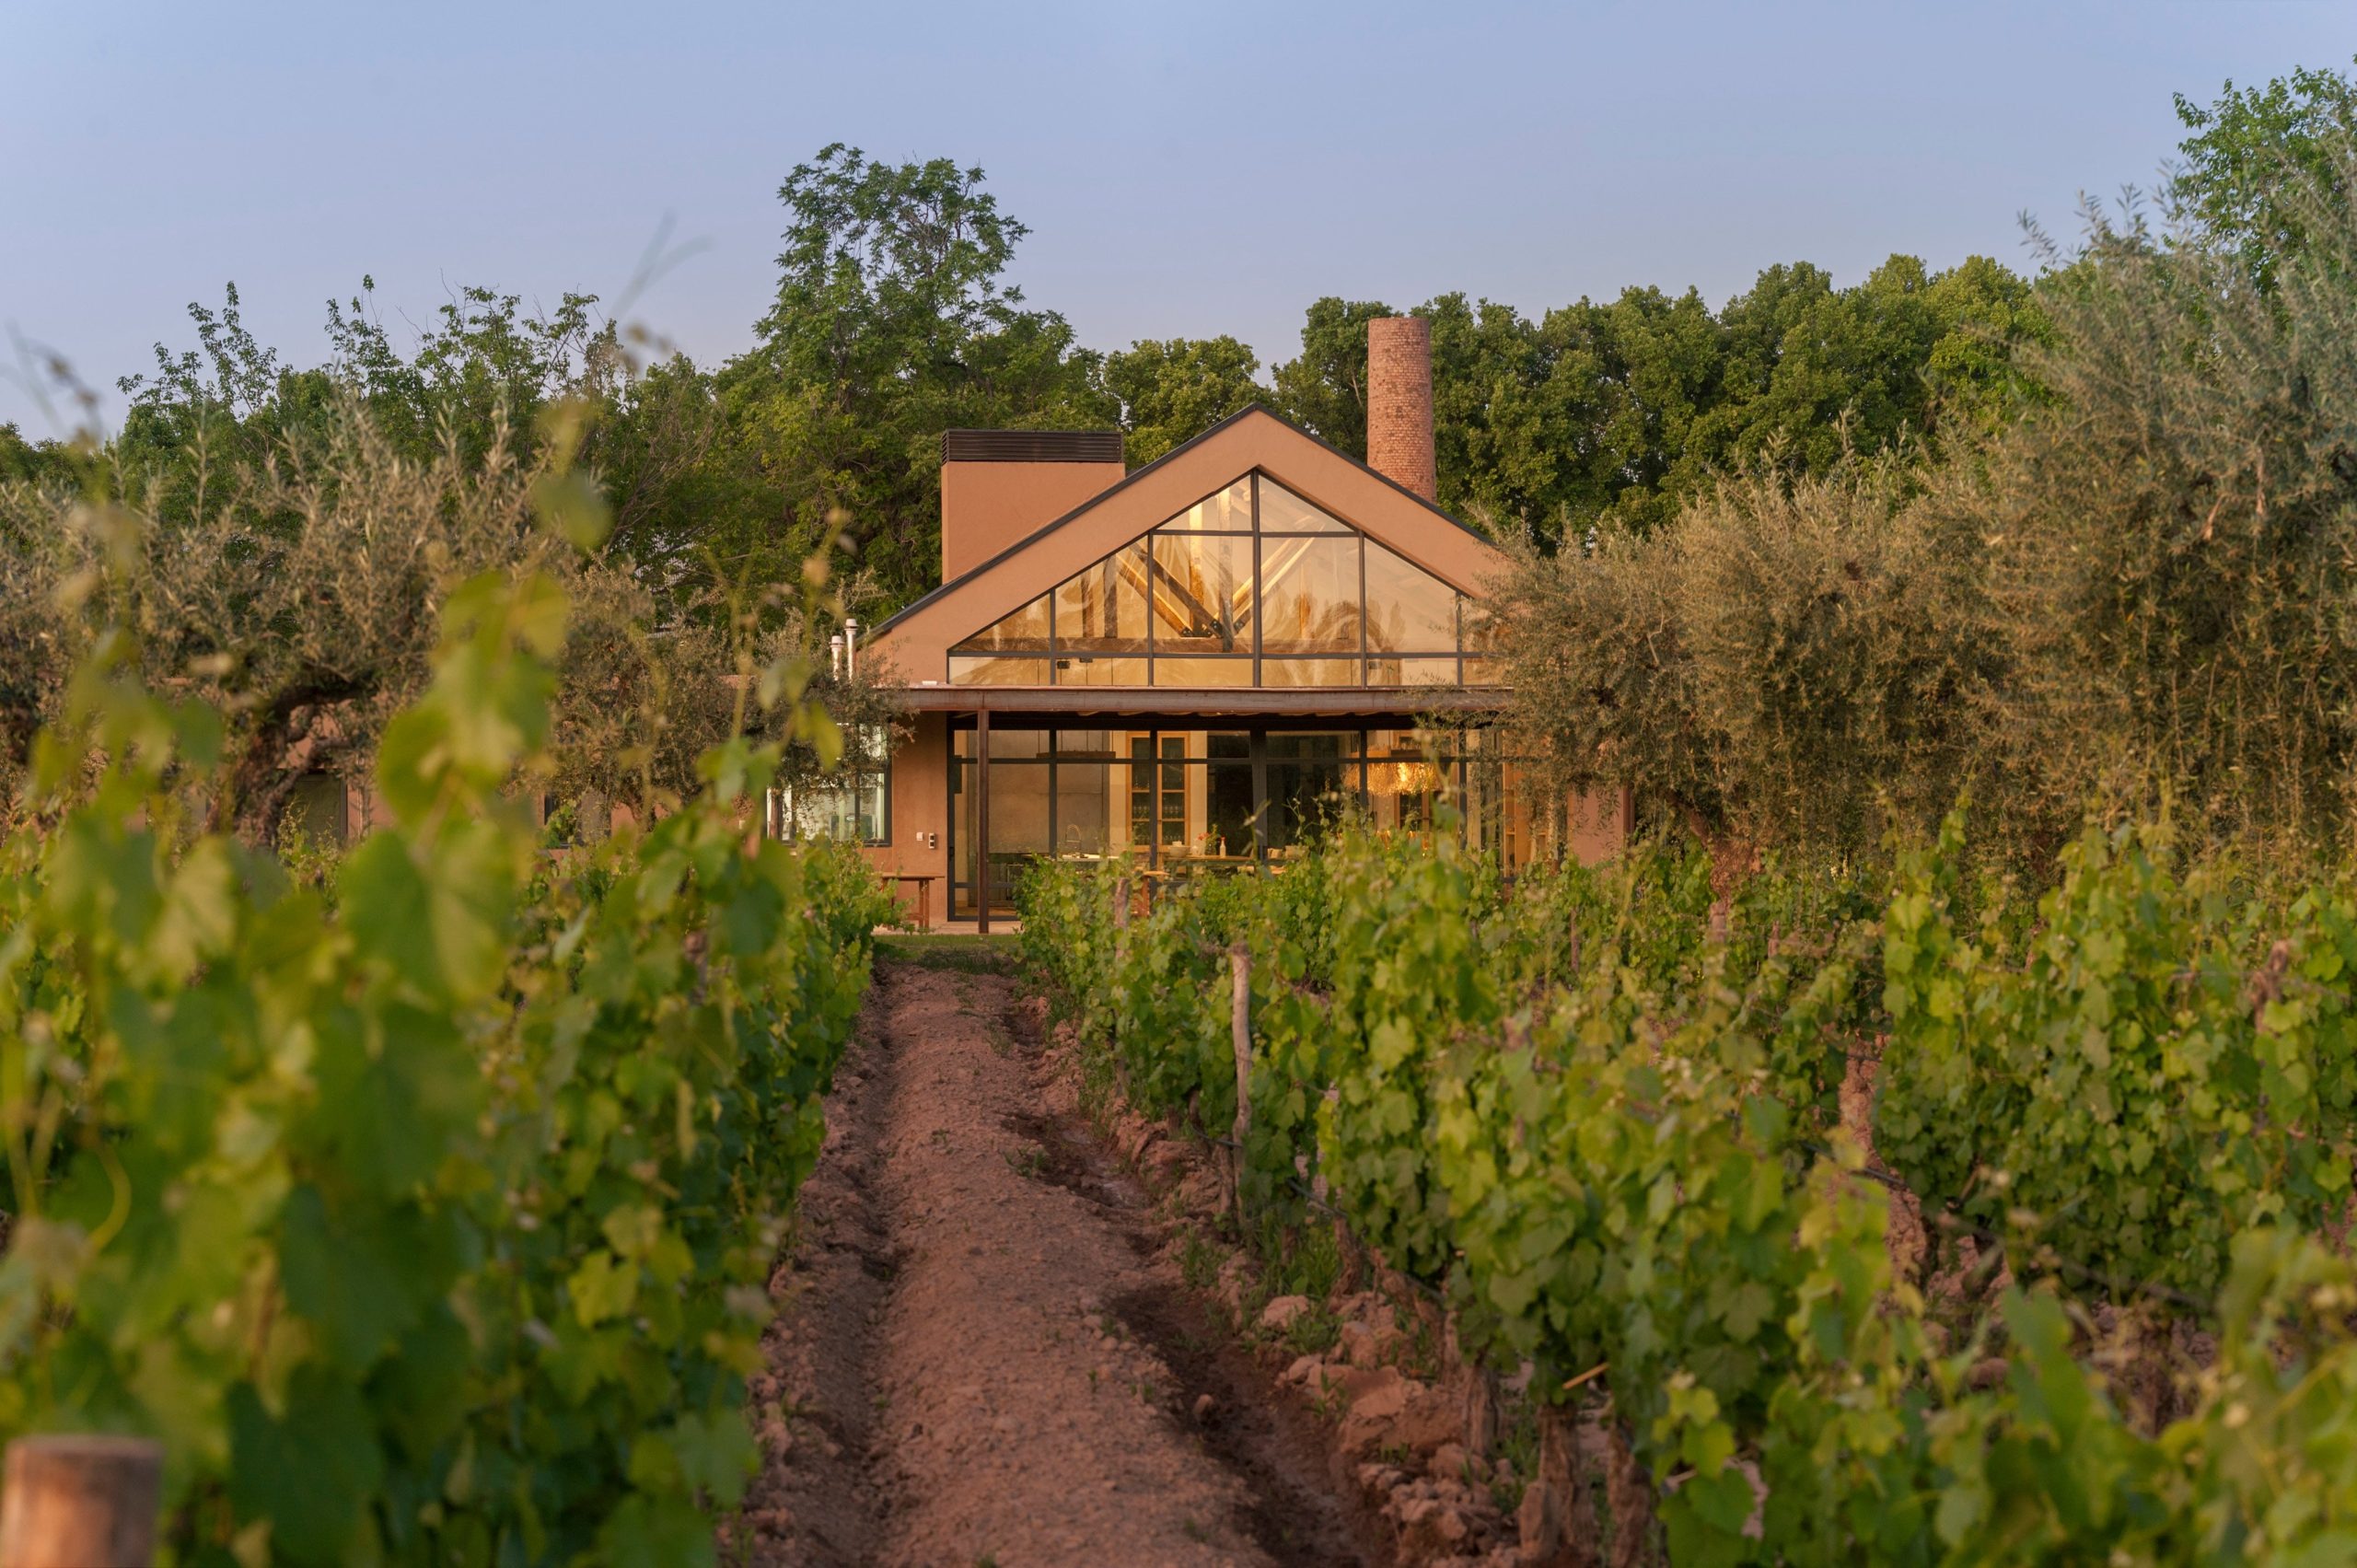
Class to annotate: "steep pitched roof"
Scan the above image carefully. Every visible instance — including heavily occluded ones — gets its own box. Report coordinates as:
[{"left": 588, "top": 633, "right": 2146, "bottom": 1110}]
[{"left": 867, "top": 405, "right": 1509, "bottom": 679}]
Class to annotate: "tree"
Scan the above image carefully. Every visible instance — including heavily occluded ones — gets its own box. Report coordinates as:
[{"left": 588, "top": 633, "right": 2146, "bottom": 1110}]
[
  {"left": 0, "top": 424, "right": 76, "bottom": 490},
  {"left": 2174, "top": 57, "right": 2357, "bottom": 292},
  {"left": 1272, "top": 296, "right": 1394, "bottom": 456},
  {"left": 1095, "top": 336, "right": 1263, "bottom": 464},
  {"left": 724, "top": 145, "right": 1109, "bottom": 608}
]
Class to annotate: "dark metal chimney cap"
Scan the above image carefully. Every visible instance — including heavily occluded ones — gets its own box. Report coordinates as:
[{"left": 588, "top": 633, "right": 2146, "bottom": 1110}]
[{"left": 941, "top": 429, "right": 1124, "bottom": 464}]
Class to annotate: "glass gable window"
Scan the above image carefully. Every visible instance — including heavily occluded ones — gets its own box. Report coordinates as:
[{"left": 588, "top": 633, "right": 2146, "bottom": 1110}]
[{"left": 948, "top": 472, "right": 1474, "bottom": 687}]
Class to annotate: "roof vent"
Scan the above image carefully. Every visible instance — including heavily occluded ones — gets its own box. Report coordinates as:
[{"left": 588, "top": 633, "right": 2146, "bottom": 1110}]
[{"left": 939, "top": 430, "right": 1127, "bottom": 583}]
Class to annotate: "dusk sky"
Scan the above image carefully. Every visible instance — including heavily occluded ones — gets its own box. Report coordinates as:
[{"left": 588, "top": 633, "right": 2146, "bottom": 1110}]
[{"left": 6, "top": 0, "right": 2352, "bottom": 435}]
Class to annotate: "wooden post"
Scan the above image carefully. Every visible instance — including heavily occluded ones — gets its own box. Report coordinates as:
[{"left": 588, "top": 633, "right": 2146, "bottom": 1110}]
[
  {"left": 1111, "top": 877, "right": 1129, "bottom": 1051},
  {"left": 1229, "top": 940, "right": 1251, "bottom": 1230},
  {"left": 0, "top": 1436, "right": 162, "bottom": 1568},
  {"left": 975, "top": 707, "right": 992, "bottom": 936},
  {"left": 1516, "top": 1403, "right": 1597, "bottom": 1568},
  {"left": 1605, "top": 1419, "right": 1659, "bottom": 1568}
]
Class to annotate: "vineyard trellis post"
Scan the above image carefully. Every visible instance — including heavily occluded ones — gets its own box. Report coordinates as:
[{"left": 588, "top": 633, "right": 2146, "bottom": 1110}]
[
  {"left": 1516, "top": 1401, "right": 1598, "bottom": 1568},
  {"left": 0, "top": 1435, "right": 162, "bottom": 1568},
  {"left": 1229, "top": 939, "right": 1251, "bottom": 1231}
]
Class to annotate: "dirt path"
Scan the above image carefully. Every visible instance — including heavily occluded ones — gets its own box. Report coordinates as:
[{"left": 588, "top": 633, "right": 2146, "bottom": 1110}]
[{"left": 740, "top": 958, "right": 1385, "bottom": 1568}]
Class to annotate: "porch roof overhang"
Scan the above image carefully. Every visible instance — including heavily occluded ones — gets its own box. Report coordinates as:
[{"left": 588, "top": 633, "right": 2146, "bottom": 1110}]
[{"left": 900, "top": 684, "right": 1507, "bottom": 718}]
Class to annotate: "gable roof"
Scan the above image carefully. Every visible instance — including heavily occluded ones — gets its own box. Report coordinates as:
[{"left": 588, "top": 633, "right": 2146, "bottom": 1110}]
[{"left": 867, "top": 405, "right": 1510, "bottom": 677}]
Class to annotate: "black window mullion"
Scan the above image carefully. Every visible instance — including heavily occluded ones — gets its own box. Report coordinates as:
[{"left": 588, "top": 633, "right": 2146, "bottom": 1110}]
[
  {"left": 1249, "top": 472, "right": 1262, "bottom": 685},
  {"left": 1357, "top": 533, "right": 1369, "bottom": 687}
]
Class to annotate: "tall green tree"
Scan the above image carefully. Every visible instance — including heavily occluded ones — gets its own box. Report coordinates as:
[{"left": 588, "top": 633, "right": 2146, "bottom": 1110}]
[
  {"left": 722, "top": 145, "right": 1108, "bottom": 608},
  {"left": 2173, "top": 57, "right": 2357, "bottom": 292},
  {"left": 1094, "top": 336, "right": 1262, "bottom": 464}
]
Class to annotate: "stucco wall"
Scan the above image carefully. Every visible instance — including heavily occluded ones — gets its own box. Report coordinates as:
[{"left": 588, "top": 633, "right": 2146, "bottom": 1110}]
[{"left": 940, "top": 459, "right": 1128, "bottom": 583}]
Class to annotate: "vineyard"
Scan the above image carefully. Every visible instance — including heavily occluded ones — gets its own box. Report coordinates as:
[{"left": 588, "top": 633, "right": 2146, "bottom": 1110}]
[
  {"left": 1017, "top": 819, "right": 2357, "bottom": 1565},
  {"left": 0, "top": 567, "right": 894, "bottom": 1564}
]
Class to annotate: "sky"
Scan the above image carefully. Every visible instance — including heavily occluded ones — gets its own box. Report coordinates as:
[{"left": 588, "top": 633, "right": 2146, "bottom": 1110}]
[{"left": 4, "top": 0, "right": 2352, "bottom": 435}]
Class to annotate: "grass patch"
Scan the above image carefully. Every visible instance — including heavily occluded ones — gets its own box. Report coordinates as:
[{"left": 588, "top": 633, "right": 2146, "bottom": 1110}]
[{"left": 877, "top": 934, "right": 1019, "bottom": 974}]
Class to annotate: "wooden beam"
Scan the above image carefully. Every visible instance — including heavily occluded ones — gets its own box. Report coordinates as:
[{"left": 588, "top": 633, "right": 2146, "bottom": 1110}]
[
  {"left": 903, "top": 685, "right": 1504, "bottom": 718},
  {"left": 976, "top": 706, "right": 992, "bottom": 935}
]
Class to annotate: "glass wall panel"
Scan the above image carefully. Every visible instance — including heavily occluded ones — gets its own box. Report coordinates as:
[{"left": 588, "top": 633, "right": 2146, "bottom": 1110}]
[
  {"left": 1158, "top": 478, "right": 1252, "bottom": 532},
  {"left": 1258, "top": 477, "right": 1353, "bottom": 534},
  {"left": 1461, "top": 657, "right": 1504, "bottom": 686},
  {"left": 1260, "top": 535, "right": 1362, "bottom": 654},
  {"left": 950, "top": 656, "right": 1050, "bottom": 685},
  {"left": 1465, "top": 750, "right": 1535, "bottom": 875},
  {"left": 1262, "top": 657, "right": 1360, "bottom": 687},
  {"left": 1364, "top": 544, "right": 1458, "bottom": 653},
  {"left": 961, "top": 592, "right": 1052, "bottom": 651},
  {"left": 1153, "top": 656, "right": 1255, "bottom": 687},
  {"left": 1266, "top": 732, "right": 1353, "bottom": 857},
  {"left": 1148, "top": 533, "right": 1252, "bottom": 652},
  {"left": 1054, "top": 543, "right": 1148, "bottom": 653},
  {"left": 1202, "top": 733, "right": 1256, "bottom": 862},
  {"left": 1054, "top": 761, "right": 1113, "bottom": 856},
  {"left": 1364, "top": 655, "right": 1460, "bottom": 686},
  {"left": 1053, "top": 656, "right": 1147, "bottom": 686},
  {"left": 956, "top": 729, "right": 1049, "bottom": 761}
]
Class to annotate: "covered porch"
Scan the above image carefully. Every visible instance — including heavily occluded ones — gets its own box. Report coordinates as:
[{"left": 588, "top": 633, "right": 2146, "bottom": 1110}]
[{"left": 907, "top": 684, "right": 1538, "bottom": 929}]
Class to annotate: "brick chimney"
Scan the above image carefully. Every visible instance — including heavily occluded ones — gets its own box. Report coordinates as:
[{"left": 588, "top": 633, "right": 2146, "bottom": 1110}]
[
  {"left": 1366, "top": 316, "right": 1436, "bottom": 502},
  {"left": 939, "top": 430, "right": 1126, "bottom": 582}
]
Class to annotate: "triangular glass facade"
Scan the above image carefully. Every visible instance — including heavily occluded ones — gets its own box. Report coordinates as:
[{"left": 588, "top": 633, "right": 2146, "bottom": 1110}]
[{"left": 948, "top": 473, "right": 1482, "bottom": 688}]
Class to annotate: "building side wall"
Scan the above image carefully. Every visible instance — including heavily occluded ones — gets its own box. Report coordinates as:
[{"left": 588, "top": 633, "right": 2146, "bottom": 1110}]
[{"left": 859, "top": 710, "right": 953, "bottom": 922}]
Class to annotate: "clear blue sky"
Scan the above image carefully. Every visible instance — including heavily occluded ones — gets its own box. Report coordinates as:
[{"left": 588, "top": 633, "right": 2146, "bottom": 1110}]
[{"left": 5, "top": 0, "right": 2351, "bottom": 434}]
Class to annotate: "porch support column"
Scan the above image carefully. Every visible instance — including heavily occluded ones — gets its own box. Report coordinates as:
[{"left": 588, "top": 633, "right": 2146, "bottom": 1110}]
[{"left": 976, "top": 706, "right": 992, "bottom": 935}]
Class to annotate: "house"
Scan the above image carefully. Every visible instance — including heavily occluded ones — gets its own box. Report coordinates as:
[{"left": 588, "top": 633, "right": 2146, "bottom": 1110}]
[{"left": 817, "top": 318, "right": 1627, "bottom": 928}]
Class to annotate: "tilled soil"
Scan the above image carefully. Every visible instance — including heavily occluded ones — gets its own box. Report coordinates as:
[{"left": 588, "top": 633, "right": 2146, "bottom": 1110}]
[{"left": 741, "top": 959, "right": 1387, "bottom": 1568}]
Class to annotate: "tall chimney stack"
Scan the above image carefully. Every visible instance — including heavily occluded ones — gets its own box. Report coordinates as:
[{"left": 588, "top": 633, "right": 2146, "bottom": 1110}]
[{"left": 1366, "top": 316, "right": 1436, "bottom": 502}]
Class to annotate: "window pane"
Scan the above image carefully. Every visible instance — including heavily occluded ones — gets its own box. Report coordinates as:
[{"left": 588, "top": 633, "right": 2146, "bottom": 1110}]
[
  {"left": 1268, "top": 732, "right": 1352, "bottom": 855},
  {"left": 1147, "top": 534, "right": 1252, "bottom": 653},
  {"left": 1262, "top": 657, "right": 1361, "bottom": 687},
  {"left": 1367, "top": 656, "right": 1459, "bottom": 686},
  {"left": 1158, "top": 477, "right": 1252, "bottom": 531},
  {"left": 1257, "top": 476, "right": 1352, "bottom": 533},
  {"left": 1203, "top": 734, "right": 1256, "bottom": 860},
  {"left": 958, "top": 592, "right": 1052, "bottom": 653},
  {"left": 1462, "top": 657, "right": 1504, "bottom": 686},
  {"left": 1053, "top": 656, "right": 1147, "bottom": 686},
  {"left": 1259, "top": 535, "right": 1361, "bottom": 654},
  {"left": 1152, "top": 656, "right": 1255, "bottom": 687},
  {"left": 1055, "top": 761, "right": 1112, "bottom": 857},
  {"left": 1054, "top": 543, "right": 1148, "bottom": 653},
  {"left": 955, "top": 728, "right": 1049, "bottom": 760},
  {"left": 1363, "top": 544, "right": 1457, "bottom": 653},
  {"left": 1051, "top": 729, "right": 1118, "bottom": 757},
  {"left": 950, "top": 655, "right": 1051, "bottom": 685}
]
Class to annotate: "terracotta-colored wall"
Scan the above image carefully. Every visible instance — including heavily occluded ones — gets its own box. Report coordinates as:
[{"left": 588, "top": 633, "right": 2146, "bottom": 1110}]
[
  {"left": 858, "top": 711, "right": 953, "bottom": 924},
  {"left": 940, "top": 459, "right": 1127, "bottom": 583},
  {"left": 1566, "top": 785, "right": 1633, "bottom": 865}
]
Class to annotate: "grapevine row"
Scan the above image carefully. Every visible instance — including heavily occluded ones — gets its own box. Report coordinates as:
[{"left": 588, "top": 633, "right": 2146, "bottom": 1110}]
[
  {"left": 0, "top": 571, "right": 896, "bottom": 1565},
  {"left": 1019, "top": 817, "right": 2357, "bottom": 1564}
]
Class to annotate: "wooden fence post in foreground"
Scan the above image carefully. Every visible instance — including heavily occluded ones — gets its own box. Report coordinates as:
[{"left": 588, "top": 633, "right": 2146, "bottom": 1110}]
[
  {"left": 1229, "top": 940, "right": 1252, "bottom": 1230},
  {"left": 1517, "top": 1402, "right": 1598, "bottom": 1567},
  {"left": 0, "top": 1435, "right": 162, "bottom": 1568}
]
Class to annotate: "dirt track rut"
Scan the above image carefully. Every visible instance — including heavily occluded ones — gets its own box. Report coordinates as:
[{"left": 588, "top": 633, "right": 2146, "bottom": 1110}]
[{"left": 738, "top": 958, "right": 1382, "bottom": 1568}]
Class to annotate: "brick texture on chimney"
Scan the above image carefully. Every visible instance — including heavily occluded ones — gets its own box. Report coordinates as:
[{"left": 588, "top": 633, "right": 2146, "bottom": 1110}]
[{"left": 1366, "top": 316, "right": 1437, "bottom": 502}]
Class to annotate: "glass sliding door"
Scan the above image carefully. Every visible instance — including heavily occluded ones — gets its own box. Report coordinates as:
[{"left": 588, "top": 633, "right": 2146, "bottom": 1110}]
[{"left": 947, "top": 721, "right": 1538, "bottom": 918}]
